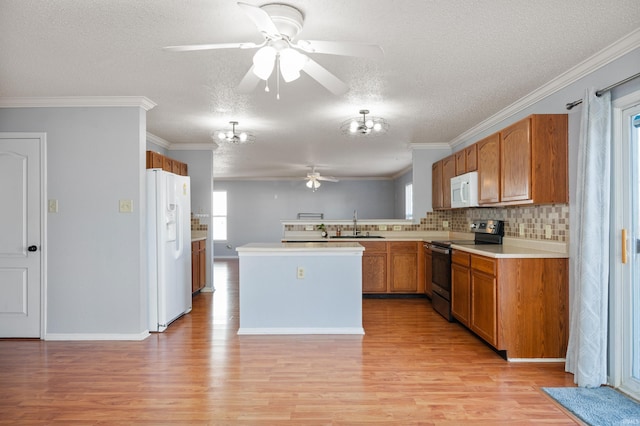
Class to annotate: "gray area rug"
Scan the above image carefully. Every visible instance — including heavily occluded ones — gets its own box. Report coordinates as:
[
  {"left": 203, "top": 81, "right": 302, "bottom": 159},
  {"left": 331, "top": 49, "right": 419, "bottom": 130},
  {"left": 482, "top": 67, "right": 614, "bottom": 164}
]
[{"left": 542, "top": 386, "right": 640, "bottom": 425}]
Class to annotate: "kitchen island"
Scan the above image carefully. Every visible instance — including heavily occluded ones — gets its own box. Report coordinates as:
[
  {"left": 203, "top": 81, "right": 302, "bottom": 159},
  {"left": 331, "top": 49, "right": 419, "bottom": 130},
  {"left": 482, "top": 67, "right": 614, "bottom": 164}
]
[{"left": 236, "top": 242, "right": 365, "bottom": 335}]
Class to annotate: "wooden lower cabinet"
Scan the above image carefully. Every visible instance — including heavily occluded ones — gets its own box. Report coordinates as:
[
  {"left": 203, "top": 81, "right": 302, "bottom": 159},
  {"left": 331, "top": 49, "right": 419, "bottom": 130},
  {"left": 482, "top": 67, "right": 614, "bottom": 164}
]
[
  {"left": 451, "top": 251, "right": 569, "bottom": 359},
  {"left": 451, "top": 250, "right": 471, "bottom": 327},
  {"left": 191, "top": 239, "right": 206, "bottom": 293},
  {"left": 361, "top": 241, "right": 424, "bottom": 294}
]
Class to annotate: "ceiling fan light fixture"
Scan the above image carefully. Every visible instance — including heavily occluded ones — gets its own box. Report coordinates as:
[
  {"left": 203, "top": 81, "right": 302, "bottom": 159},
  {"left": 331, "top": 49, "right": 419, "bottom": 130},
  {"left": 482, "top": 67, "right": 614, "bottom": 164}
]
[
  {"left": 252, "top": 46, "right": 276, "bottom": 80},
  {"left": 340, "top": 109, "right": 389, "bottom": 138},
  {"left": 213, "top": 121, "right": 256, "bottom": 144}
]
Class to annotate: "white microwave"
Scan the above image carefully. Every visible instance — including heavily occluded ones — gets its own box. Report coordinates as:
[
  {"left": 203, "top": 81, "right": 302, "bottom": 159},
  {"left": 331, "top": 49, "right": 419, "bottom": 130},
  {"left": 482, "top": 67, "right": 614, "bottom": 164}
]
[{"left": 450, "top": 171, "right": 479, "bottom": 208}]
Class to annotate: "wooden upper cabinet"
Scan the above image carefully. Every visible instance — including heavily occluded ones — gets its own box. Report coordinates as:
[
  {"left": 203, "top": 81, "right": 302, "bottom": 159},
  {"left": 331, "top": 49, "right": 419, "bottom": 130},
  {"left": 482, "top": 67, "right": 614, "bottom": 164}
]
[
  {"left": 477, "top": 133, "right": 501, "bottom": 204},
  {"left": 455, "top": 150, "right": 466, "bottom": 176},
  {"left": 432, "top": 161, "right": 443, "bottom": 210},
  {"left": 465, "top": 144, "right": 478, "bottom": 172},
  {"left": 500, "top": 114, "right": 568, "bottom": 205},
  {"left": 442, "top": 155, "right": 456, "bottom": 208}
]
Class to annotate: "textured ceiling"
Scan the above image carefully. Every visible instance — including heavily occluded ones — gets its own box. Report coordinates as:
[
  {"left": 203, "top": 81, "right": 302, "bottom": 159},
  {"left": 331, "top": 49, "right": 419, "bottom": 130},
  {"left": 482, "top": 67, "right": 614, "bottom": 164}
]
[{"left": 1, "top": 0, "right": 639, "bottom": 179}]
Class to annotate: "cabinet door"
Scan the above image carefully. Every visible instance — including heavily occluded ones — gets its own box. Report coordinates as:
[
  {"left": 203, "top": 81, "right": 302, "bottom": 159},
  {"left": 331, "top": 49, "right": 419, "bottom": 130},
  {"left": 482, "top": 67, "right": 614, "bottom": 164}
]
[
  {"left": 455, "top": 150, "right": 466, "bottom": 176},
  {"left": 191, "top": 241, "right": 199, "bottom": 293},
  {"left": 470, "top": 269, "right": 498, "bottom": 347},
  {"left": 451, "top": 263, "right": 471, "bottom": 327},
  {"left": 390, "top": 252, "right": 418, "bottom": 292},
  {"left": 362, "top": 242, "right": 388, "bottom": 293},
  {"left": 424, "top": 249, "right": 432, "bottom": 297},
  {"left": 442, "top": 155, "right": 456, "bottom": 208},
  {"left": 198, "top": 240, "right": 206, "bottom": 290},
  {"left": 465, "top": 144, "right": 478, "bottom": 172},
  {"left": 477, "top": 133, "right": 501, "bottom": 204},
  {"left": 432, "top": 161, "right": 443, "bottom": 209},
  {"left": 501, "top": 118, "right": 531, "bottom": 202}
]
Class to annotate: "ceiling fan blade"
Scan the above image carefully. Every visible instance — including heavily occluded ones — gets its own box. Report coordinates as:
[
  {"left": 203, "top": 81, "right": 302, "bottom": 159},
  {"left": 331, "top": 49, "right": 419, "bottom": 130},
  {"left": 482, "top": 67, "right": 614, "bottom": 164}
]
[
  {"left": 236, "top": 65, "right": 262, "bottom": 93},
  {"left": 295, "top": 40, "right": 384, "bottom": 58},
  {"left": 301, "top": 57, "right": 349, "bottom": 96},
  {"left": 317, "top": 176, "right": 339, "bottom": 182},
  {"left": 163, "top": 42, "right": 258, "bottom": 52},
  {"left": 237, "top": 2, "right": 281, "bottom": 39}
]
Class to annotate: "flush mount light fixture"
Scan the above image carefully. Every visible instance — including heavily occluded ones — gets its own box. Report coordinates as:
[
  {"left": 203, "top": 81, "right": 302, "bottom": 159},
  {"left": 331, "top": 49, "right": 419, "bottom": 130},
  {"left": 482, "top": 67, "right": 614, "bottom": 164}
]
[
  {"left": 340, "top": 110, "right": 389, "bottom": 137},
  {"left": 213, "top": 121, "right": 255, "bottom": 144}
]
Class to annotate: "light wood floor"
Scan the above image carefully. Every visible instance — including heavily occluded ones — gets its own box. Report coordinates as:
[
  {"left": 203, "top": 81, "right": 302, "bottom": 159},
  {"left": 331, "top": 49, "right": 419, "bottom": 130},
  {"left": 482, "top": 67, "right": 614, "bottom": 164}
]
[{"left": 0, "top": 259, "right": 579, "bottom": 425}]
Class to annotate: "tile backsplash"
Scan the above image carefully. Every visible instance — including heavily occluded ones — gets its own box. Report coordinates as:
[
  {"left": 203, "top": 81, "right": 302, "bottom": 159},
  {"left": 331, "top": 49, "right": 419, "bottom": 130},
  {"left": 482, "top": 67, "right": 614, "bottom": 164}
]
[{"left": 422, "top": 204, "right": 569, "bottom": 242}]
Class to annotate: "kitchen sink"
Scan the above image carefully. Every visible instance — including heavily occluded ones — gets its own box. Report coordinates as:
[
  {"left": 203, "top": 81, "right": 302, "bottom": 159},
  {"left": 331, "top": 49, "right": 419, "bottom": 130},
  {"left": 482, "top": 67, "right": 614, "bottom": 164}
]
[{"left": 331, "top": 235, "right": 385, "bottom": 239}]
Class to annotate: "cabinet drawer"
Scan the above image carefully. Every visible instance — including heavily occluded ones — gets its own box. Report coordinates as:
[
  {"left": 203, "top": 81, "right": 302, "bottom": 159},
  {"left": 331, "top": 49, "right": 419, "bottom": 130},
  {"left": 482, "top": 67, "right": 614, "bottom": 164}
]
[
  {"left": 389, "top": 241, "right": 417, "bottom": 253},
  {"left": 361, "top": 241, "right": 387, "bottom": 253},
  {"left": 471, "top": 255, "right": 496, "bottom": 275},
  {"left": 452, "top": 250, "right": 470, "bottom": 267}
]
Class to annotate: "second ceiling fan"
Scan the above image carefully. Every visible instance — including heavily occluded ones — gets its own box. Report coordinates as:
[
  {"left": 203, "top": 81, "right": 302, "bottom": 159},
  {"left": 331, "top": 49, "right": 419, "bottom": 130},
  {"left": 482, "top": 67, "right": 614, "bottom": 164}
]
[{"left": 163, "top": 2, "right": 383, "bottom": 96}]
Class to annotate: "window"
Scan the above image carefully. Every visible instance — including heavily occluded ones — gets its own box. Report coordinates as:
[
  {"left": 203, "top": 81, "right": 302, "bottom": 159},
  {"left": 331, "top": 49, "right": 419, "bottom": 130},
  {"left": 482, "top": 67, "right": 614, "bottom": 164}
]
[
  {"left": 405, "top": 183, "right": 413, "bottom": 220},
  {"left": 212, "top": 191, "right": 227, "bottom": 241}
]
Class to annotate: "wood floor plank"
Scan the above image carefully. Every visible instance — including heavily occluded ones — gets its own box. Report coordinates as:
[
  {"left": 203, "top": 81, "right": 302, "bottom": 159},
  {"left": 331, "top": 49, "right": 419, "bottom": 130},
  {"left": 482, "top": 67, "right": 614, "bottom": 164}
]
[{"left": 0, "top": 259, "right": 578, "bottom": 424}]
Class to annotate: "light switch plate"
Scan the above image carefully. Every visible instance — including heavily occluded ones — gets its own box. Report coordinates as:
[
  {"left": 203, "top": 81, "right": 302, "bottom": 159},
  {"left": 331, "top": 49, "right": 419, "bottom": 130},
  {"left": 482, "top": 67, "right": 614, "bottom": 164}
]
[
  {"left": 48, "top": 199, "right": 58, "bottom": 213},
  {"left": 119, "top": 199, "right": 133, "bottom": 213}
]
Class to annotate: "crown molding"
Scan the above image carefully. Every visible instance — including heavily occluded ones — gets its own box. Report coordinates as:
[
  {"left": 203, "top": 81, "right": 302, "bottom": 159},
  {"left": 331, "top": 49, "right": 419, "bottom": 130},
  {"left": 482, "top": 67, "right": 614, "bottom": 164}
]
[
  {"left": 145, "top": 132, "right": 171, "bottom": 149},
  {"left": 411, "top": 142, "right": 451, "bottom": 150},
  {"left": 168, "top": 142, "right": 219, "bottom": 151},
  {"left": 449, "top": 28, "right": 640, "bottom": 148},
  {"left": 0, "top": 96, "right": 157, "bottom": 111}
]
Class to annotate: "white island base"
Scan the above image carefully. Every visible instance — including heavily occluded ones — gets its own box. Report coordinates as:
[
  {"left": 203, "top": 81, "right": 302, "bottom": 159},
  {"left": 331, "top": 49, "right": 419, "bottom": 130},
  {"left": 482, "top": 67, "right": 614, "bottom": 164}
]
[{"left": 236, "top": 243, "right": 365, "bottom": 335}]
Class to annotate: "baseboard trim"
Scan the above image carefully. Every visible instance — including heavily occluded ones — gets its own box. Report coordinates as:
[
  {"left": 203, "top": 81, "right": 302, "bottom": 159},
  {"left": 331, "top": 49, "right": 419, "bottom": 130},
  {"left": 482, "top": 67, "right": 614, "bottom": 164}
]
[{"left": 45, "top": 331, "right": 150, "bottom": 341}]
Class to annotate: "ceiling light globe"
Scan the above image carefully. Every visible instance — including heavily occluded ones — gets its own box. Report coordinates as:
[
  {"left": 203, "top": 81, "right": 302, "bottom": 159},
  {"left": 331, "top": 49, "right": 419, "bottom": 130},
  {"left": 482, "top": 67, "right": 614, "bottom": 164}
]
[{"left": 252, "top": 46, "right": 276, "bottom": 80}]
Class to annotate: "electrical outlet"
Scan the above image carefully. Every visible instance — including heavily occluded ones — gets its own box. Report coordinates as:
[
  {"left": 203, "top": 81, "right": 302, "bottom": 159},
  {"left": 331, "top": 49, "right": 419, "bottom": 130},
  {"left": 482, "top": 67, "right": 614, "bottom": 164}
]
[
  {"left": 545, "top": 225, "right": 552, "bottom": 239},
  {"left": 119, "top": 199, "right": 133, "bottom": 213},
  {"left": 296, "top": 266, "right": 305, "bottom": 279},
  {"left": 378, "top": 225, "right": 387, "bottom": 231},
  {"left": 48, "top": 199, "right": 58, "bottom": 213},
  {"left": 442, "top": 221, "right": 449, "bottom": 229},
  {"left": 519, "top": 223, "right": 525, "bottom": 236},
  {"left": 393, "top": 225, "right": 402, "bottom": 231}
]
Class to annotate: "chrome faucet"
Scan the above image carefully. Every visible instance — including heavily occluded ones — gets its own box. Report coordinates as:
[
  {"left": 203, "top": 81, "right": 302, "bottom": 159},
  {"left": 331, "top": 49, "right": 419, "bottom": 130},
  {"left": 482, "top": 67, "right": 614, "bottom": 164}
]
[{"left": 353, "top": 209, "right": 359, "bottom": 236}]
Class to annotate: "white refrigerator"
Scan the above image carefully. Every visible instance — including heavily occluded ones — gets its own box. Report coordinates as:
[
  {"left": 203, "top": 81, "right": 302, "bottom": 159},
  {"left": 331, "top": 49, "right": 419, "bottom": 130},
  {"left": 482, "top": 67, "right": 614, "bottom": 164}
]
[{"left": 147, "top": 169, "right": 192, "bottom": 332}]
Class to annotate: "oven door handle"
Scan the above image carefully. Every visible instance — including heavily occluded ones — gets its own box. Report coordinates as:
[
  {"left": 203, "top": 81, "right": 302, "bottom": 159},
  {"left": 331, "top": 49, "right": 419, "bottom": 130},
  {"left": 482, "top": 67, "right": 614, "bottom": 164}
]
[{"left": 430, "top": 246, "right": 450, "bottom": 255}]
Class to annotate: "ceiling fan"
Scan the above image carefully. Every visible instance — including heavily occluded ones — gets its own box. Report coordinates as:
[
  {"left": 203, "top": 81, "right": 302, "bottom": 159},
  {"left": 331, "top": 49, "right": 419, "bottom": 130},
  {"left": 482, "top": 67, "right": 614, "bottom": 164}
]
[
  {"left": 163, "top": 2, "right": 384, "bottom": 96},
  {"left": 305, "top": 167, "right": 338, "bottom": 191}
]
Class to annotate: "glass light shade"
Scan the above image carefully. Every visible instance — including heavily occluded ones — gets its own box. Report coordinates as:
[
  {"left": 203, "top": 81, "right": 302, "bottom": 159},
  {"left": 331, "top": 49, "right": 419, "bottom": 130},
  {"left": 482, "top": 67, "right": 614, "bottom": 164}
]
[
  {"left": 306, "top": 179, "right": 320, "bottom": 189},
  {"left": 252, "top": 46, "right": 276, "bottom": 80},
  {"left": 279, "top": 48, "right": 306, "bottom": 82}
]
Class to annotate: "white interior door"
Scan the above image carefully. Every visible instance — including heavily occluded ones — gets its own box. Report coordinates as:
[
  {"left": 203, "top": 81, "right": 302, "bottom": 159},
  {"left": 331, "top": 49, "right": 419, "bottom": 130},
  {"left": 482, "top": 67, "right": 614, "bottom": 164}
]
[{"left": 0, "top": 133, "right": 44, "bottom": 338}]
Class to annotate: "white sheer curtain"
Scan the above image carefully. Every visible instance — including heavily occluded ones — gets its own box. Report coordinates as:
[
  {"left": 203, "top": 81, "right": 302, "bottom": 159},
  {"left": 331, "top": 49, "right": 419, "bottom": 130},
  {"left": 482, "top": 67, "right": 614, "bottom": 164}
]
[{"left": 565, "top": 88, "right": 612, "bottom": 387}]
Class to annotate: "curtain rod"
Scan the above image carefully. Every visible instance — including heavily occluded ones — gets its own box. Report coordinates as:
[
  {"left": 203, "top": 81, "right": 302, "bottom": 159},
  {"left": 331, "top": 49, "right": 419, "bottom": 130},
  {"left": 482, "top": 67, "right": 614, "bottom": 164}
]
[{"left": 565, "top": 71, "right": 640, "bottom": 110}]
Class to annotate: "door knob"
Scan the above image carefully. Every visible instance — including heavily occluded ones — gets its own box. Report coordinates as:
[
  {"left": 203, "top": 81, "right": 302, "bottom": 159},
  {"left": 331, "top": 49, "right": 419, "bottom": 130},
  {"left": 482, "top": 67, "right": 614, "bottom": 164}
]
[{"left": 28, "top": 245, "right": 38, "bottom": 252}]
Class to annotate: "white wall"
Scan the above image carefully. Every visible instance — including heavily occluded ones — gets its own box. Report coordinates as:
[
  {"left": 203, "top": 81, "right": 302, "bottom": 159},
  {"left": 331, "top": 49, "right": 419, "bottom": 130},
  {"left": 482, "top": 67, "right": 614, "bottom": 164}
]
[{"left": 0, "top": 106, "right": 147, "bottom": 337}]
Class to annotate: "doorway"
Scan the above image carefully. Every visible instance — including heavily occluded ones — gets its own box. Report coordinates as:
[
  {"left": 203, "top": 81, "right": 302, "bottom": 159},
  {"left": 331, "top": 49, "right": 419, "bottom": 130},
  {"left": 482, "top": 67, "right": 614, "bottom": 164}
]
[{"left": 611, "top": 91, "right": 640, "bottom": 399}]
